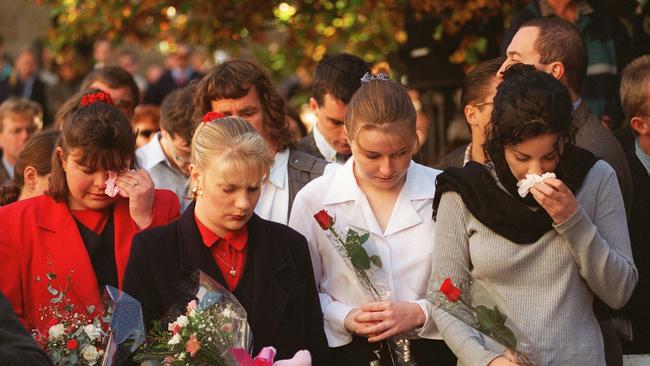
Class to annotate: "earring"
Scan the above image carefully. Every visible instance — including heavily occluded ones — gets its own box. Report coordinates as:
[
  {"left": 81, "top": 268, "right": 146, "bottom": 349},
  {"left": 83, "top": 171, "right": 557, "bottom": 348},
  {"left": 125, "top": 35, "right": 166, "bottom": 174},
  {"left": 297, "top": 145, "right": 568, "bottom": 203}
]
[{"left": 192, "top": 186, "right": 203, "bottom": 197}]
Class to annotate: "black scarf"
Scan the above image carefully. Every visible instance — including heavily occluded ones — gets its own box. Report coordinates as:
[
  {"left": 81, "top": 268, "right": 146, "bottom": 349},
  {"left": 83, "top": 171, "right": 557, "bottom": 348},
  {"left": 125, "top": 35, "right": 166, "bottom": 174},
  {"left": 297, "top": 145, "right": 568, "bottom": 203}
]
[{"left": 432, "top": 145, "right": 598, "bottom": 244}]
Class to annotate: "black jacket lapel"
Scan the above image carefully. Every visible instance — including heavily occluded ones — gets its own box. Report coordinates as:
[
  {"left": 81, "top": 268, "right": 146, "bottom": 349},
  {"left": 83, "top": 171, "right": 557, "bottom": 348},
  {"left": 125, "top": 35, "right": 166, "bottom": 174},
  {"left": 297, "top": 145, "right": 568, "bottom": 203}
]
[
  {"left": 246, "top": 214, "right": 289, "bottom": 343},
  {"left": 177, "top": 202, "right": 225, "bottom": 287}
]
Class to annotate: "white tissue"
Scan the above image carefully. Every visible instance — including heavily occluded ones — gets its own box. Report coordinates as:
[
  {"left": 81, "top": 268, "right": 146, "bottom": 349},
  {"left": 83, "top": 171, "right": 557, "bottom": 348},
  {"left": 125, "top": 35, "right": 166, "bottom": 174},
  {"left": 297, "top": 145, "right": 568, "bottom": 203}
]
[{"left": 516, "top": 172, "right": 556, "bottom": 197}]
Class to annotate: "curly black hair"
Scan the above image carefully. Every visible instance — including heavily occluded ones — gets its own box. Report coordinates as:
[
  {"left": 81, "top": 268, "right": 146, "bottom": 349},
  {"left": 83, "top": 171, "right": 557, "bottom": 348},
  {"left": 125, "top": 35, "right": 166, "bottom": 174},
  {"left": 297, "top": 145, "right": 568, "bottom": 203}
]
[{"left": 485, "top": 63, "right": 574, "bottom": 160}]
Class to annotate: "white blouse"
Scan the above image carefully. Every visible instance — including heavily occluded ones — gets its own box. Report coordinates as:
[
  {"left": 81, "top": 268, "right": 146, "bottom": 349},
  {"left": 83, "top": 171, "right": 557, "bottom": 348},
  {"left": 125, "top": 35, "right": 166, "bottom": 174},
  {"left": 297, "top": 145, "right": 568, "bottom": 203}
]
[{"left": 289, "top": 158, "right": 442, "bottom": 347}]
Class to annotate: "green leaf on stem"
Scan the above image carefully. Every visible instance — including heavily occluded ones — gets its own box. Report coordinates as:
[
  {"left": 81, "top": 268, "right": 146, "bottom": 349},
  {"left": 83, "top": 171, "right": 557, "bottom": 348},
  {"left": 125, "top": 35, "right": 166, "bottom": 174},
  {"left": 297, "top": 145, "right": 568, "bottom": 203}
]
[
  {"left": 370, "top": 255, "right": 382, "bottom": 268},
  {"left": 475, "top": 305, "right": 517, "bottom": 349},
  {"left": 349, "top": 245, "right": 371, "bottom": 270},
  {"left": 359, "top": 232, "right": 370, "bottom": 244},
  {"left": 47, "top": 285, "right": 59, "bottom": 296}
]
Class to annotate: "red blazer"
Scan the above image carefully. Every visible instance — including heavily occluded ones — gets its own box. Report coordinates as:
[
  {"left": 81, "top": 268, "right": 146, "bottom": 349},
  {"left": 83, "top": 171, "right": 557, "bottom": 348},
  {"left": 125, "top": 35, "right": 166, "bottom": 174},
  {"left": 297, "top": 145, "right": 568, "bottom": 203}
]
[{"left": 0, "top": 190, "right": 180, "bottom": 332}]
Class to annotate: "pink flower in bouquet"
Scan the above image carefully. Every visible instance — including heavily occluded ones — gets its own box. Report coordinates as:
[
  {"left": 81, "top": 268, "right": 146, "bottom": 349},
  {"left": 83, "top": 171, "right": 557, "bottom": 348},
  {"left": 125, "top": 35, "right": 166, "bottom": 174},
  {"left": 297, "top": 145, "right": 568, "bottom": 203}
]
[
  {"left": 313, "top": 209, "right": 334, "bottom": 230},
  {"left": 186, "top": 299, "right": 198, "bottom": 314},
  {"left": 439, "top": 278, "right": 462, "bottom": 302},
  {"left": 185, "top": 333, "right": 201, "bottom": 357},
  {"left": 220, "top": 322, "right": 234, "bottom": 333}
]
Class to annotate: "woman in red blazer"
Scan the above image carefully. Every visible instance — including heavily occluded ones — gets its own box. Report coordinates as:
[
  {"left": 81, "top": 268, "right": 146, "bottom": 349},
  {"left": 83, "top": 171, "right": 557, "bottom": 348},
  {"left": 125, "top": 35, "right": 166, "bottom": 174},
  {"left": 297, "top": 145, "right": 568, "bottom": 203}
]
[{"left": 0, "top": 90, "right": 180, "bottom": 334}]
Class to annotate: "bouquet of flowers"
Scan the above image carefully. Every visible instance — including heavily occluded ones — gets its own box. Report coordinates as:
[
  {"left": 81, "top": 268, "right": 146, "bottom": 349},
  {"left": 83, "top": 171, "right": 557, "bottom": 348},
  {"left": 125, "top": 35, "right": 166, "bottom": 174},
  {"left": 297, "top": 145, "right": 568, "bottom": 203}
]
[
  {"left": 428, "top": 260, "right": 538, "bottom": 365},
  {"left": 135, "top": 271, "right": 253, "bottom": 366},
  {"left": 313, "top": 209, "right": 413, "bottom": 366},
  {"left": 33, "top": 268, "right": 143, "bottom": 366}
]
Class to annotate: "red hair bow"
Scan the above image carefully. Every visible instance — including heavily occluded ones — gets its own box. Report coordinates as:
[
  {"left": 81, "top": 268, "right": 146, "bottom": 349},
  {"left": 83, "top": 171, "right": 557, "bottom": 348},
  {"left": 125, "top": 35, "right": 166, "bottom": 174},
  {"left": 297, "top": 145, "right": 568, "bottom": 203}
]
[
  {"left": 80, "top": 91, "right": 114, "bottom": 107},
  {"left": 202, "top": 111, "right": 225, "bottom": 124}
]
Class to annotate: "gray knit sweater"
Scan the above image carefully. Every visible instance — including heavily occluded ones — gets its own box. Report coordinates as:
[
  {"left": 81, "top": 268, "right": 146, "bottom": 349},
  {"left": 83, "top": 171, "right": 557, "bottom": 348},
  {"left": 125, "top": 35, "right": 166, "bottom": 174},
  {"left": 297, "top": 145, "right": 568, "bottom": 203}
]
[{"left": 432, "top": 160, "right": 638, "bottom": 366}]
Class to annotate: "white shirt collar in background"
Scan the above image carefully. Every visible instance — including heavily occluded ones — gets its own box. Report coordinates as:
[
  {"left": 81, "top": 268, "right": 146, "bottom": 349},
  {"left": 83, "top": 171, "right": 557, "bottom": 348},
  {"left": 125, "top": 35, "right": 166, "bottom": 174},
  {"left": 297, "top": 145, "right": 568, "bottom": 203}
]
[
  {"left": 255, "top": 148, "right": 290, "bottom": 224},
  {"left": 313, "top": 123, "right": 339, "bottom": 164}
]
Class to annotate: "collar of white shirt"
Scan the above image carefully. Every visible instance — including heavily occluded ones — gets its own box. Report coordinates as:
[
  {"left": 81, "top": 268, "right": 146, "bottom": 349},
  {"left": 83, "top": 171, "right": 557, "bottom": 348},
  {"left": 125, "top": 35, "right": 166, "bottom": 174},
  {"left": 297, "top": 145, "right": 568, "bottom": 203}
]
[
  {"left": 1, "top": 156, "right": 14, "bottom": 179},
  {"left": 321, "top": 157, "right": 438, "bottom": 236},
  {"left": 313, "top": 123, "right": 338, "bottom": 163},
  {"left": 268, "top": 148, "right": 289, "bottom": 189},
  {"left": 137, "top": 133, "right": 168, "bottom": 170},
  {"left": 254, "top": 148, "right": 290, "bottom": 224},
  {"left": 463, "top": 142, "right": 472, "bottom": 166}
]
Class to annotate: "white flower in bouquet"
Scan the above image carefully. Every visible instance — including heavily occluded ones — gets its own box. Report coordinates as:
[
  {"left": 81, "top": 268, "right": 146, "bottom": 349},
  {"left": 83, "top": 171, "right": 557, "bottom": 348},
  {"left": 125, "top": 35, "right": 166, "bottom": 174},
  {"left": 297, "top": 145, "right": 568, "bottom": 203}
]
[
  {"left": 81, "top": 344, "right": 100, "bottom": 365},
  {"left": 48, "top": 323, "right": 65, "bottom": 341},
  {"left": 175, "top": 315, "right": 189, "bottom": 327},
  {"left": 221, "top": 308, "right": 235, "bottom": 319},
  {"left": 83, "top": 324, "right": 102, "bottom": 341},
  {"left": 168, "top": 333, "right": 182, "bottom": 345}
]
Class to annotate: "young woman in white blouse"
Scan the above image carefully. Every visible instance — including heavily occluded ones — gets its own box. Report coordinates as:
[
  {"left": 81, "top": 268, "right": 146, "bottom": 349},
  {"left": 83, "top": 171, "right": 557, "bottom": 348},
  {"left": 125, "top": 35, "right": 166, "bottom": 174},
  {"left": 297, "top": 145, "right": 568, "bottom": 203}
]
[{"left": 289, "top": 75, "right": 456, "bottom": 365}]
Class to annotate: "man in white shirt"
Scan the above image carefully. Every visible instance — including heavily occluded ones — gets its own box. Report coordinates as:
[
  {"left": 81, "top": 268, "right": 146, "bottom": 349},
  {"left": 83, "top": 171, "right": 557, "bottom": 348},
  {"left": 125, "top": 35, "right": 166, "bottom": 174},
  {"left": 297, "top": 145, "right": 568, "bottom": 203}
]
[
  {"left": 136, "top": 85, "right": 196, "bottom": 211},
  {"left": 296, "top": 54, "right": 369, "bottom": 165},
  {"left": 195, "top": 59, "right": 327, "bottom": 224}
]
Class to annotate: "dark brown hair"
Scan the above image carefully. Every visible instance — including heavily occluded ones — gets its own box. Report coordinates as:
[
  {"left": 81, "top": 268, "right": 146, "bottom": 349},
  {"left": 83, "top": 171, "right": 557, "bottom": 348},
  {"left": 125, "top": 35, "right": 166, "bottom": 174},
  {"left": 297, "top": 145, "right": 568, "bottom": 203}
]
[
  {"left": 48, "top": 90, "right": 136, "bottom": 202},
  {"left": 195, "top": 59, "right": 292, "bottom": 151},
  {"left": 461, "top": 57, "right": 504, "bottom": 109},
  {"left": 160, "top": 83, "right": 198, "bottom": 144},
  {"left": 81, "top": 66, "right": 140, "bottom": 107},
  {"left": 133, "top": 104, "right": 161, "bottom": 128},
  {"left": 53, "top": 90, "right": 86, "bottom": 130},
  {"left": 486, "top": 64, "right": 573, "bottom": 159},
  {"left": 522, "top": 17, "right": 587, "bottom": 93},
  {"left": 0, "top": 129, "right": 60, "bottom": 206},
  {"left": 312, "top": 53, "right": 369, "bottom": 105}
]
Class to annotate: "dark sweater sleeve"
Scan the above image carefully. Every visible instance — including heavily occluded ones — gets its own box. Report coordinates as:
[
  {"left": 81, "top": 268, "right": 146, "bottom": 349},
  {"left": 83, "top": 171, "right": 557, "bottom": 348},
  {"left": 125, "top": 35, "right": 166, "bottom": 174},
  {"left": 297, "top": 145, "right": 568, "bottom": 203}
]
[{"left": 0, "top": 292, "right": 53, "bottom": 366}]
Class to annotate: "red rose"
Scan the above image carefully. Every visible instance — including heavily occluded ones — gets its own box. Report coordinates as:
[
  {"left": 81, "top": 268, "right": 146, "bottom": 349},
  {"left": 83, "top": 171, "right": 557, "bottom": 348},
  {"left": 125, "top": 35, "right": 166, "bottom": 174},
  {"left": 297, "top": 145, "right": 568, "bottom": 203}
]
[
  {"left": 172, "top": 324, "right": 181, "bottom": 335},
  {"left": 439, "top": 278, "right": 462, "bottom": 302},
  {"left": 66, "top": 339, "right": 78, "bottom": 350},
  {"left": 314, "top": 210, "right": 334, "bottom": 230}
]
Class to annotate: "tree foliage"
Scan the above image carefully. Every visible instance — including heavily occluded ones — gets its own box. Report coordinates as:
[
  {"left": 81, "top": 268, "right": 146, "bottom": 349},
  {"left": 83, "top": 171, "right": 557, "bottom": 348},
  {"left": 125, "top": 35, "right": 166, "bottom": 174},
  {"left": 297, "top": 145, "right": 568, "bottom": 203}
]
[{"left": 36, "top": 0, "right": 526, "bottom": 77}]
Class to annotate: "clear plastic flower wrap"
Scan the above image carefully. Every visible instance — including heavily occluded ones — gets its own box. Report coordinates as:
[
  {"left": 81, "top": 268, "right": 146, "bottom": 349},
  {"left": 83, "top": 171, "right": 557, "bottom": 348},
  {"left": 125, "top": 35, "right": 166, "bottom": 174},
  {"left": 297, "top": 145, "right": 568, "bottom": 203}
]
[
  {"left": 135, "top": 270, "right": 253, "bottom": 366},
  {"left": 428, "top": 258, "right": 539, "bottom": 365},
  {"left": 32, "top": 263, "right": 142, "bottom": 366},
  {"left": 100, "top": 286, "right": 146, "bottom": 365},
  {"left": 314, "top": 209, "right": 414, "bottom": 366}
]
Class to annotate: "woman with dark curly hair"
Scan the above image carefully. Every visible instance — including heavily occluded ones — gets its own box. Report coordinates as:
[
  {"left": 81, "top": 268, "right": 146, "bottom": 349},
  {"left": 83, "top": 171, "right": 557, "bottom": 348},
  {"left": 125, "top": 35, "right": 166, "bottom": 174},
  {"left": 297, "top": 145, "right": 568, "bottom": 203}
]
[{"left": 431, "top": 64, "right": 637, "bottom": 365}]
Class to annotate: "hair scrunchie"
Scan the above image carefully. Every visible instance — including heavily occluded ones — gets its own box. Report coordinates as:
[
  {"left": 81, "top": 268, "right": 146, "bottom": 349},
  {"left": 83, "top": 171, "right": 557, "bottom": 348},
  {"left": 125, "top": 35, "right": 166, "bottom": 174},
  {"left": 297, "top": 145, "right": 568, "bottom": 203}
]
[
  {"left": 202, "top": 111, "right": 225, "bottom": 124},
  {"left": 80, "top": 91, "right": 114, "bottom": 107}
]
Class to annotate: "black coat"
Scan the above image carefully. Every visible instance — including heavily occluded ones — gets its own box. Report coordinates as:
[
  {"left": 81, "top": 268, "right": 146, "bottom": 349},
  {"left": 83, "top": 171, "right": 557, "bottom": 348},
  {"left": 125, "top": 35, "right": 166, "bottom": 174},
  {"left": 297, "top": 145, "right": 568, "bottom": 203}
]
[
  {"left": 0, "top": 291, "right": 53, "bottom": 366},
  {"left": 623, "top": 148, "right": 650, "bottom": 354},
  {"left": 123, "top": 203, "right": 329, "bottom": 364},
  {"left": 142, "top": 70, "right": 203, "bottom": 105}
]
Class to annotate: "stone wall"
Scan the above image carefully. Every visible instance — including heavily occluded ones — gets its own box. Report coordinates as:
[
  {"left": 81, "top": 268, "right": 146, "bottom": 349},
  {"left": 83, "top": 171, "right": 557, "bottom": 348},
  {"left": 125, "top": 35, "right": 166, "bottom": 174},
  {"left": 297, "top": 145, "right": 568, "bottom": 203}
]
[{"left": 0, "top": 0, "right": 50, "bottom": 59}]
